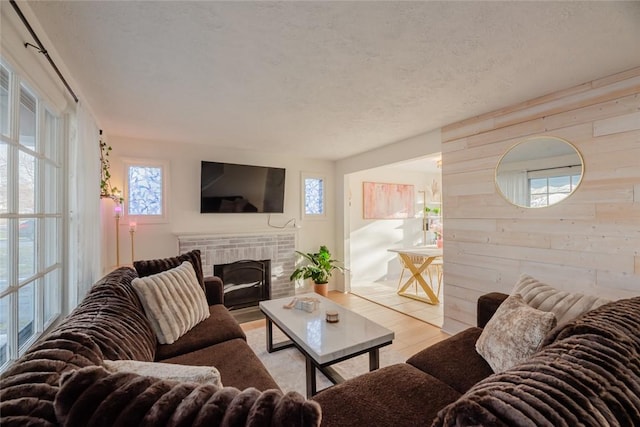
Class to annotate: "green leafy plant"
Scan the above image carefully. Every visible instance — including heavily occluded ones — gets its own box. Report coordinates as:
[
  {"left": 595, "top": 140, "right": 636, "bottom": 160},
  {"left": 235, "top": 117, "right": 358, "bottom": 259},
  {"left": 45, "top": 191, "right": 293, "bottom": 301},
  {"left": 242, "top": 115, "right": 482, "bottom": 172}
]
[
  {"left": 425, "top": 206, "right": 441, "bottom": 215},
  {"left": 100, "top": 136, "right": 123, "bottom": 203},
  {"left": 290, "top": 245, "right": 344, "bottom": 284}
]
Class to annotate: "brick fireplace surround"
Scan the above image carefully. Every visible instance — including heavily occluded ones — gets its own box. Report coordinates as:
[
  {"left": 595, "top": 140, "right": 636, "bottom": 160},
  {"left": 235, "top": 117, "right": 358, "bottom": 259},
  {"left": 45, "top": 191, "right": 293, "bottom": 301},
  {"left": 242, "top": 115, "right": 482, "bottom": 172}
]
[{"left": 177, "top": 231, "right": 297, "bottom": 300}]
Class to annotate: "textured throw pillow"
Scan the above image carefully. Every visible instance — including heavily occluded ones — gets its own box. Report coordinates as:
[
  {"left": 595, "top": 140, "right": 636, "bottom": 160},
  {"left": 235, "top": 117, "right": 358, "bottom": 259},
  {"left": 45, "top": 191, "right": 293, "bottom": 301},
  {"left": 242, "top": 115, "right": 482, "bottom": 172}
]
[
  {"left": 134, "top": 249, "right": 206, "bottom": 290},
  {"left": 132, "top": 261, "right": 209, "bottom": 344},
  {"left": 103, "top": 359, "right": 222, "bottom": 388},
  {"left": 513, "top": 273, "right": 611, "bottom": 326},
  {"left": 476, "top": 294, "right": 556, "bottom": 373}
]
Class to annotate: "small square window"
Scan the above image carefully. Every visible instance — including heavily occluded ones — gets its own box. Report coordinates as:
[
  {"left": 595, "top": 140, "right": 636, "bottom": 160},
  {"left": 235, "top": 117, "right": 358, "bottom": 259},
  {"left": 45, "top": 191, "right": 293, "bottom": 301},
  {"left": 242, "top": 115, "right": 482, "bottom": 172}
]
[
  {"left": 125, "top": 160, "right": 168, "bottom": 222},
  {"left": 302, "top": 173, "right": 326, "bottom": 219}
]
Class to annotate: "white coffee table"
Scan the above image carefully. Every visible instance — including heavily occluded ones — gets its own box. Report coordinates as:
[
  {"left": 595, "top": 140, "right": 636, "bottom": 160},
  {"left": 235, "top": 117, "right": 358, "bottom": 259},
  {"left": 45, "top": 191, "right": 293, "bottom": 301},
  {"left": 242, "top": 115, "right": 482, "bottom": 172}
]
[{"left": 259, "top": 293, "right": 395, "bottom": 398}]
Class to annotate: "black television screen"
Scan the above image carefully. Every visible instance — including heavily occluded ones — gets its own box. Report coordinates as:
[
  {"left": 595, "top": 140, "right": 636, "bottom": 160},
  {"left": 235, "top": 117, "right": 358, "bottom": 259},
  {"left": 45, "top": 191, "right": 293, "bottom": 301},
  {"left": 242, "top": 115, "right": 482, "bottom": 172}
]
[{"left": 200, "top": 161, "right": 286, "bottom": 213}]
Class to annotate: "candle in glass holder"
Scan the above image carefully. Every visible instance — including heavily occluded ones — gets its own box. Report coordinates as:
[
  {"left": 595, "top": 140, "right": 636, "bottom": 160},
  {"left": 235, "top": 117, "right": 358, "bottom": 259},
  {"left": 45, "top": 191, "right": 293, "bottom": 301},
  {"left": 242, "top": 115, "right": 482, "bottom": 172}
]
[
  {"left": 129, "top": 221, "right": 137, "bottom": 232},
  {"left": 326, "top": 310, "right": 339, "bottom": 323}
]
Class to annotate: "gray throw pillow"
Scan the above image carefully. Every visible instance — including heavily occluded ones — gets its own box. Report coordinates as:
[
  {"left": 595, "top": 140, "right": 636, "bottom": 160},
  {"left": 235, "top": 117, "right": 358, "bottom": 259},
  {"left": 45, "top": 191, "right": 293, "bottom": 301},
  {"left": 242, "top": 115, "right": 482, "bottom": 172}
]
[
  {"left": 513, "top": 274, "right": 611, "bottom": 326},
  {"left": 476, "top": 294, "right": 556, "bottom": 373}
]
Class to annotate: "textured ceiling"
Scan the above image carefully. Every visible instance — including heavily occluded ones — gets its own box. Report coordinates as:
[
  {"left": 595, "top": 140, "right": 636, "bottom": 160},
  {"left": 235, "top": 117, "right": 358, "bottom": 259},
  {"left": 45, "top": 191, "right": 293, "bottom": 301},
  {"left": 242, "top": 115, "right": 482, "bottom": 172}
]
[{"left": 26, "top": 1, "right": 640, "bottom": 160}]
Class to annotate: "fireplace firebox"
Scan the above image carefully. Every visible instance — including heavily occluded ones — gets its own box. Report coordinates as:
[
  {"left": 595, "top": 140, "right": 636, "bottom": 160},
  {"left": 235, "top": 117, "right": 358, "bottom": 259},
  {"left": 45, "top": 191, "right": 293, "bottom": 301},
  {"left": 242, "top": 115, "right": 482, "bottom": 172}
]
[{"left": 214, "top": 259, "right": 271, "bottom": 310}]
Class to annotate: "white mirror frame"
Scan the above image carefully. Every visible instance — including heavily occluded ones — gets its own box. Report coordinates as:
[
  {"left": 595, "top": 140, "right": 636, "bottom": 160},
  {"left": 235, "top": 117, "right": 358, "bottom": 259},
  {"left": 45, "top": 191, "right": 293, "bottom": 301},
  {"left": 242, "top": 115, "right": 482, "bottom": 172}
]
[{"left": 495, "top": 136, "right": 584, "bottom": 208}]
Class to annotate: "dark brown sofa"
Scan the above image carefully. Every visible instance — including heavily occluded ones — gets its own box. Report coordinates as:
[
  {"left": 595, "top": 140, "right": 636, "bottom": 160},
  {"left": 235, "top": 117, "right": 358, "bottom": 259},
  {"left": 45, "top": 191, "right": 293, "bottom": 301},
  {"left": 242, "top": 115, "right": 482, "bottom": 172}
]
[
  {"left": 314, "top": 293, "right": 640, "bottom": 427},
  {"left": 0, "top": 267, "right": 320, "bottom": 426},
  {"left": 312, "top": 293, "right": 506, "bottom": 426}
]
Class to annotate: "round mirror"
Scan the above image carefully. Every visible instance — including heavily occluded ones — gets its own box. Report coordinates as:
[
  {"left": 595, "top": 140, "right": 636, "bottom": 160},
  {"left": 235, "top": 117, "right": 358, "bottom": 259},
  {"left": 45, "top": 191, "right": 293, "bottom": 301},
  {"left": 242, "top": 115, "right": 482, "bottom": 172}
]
[{"left": 496, "top": 136, "right": 584, "bottom": 208}]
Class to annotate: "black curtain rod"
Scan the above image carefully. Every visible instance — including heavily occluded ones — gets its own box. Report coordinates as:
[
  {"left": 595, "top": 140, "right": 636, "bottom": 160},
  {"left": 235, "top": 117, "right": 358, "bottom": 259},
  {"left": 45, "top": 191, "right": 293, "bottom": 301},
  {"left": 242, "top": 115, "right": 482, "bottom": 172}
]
[
  {"left": 528, "top": 164, "right": 581, "bottom": 173},
  {"left": 9, "top": 0, "right": 79, "bottom": 103}
]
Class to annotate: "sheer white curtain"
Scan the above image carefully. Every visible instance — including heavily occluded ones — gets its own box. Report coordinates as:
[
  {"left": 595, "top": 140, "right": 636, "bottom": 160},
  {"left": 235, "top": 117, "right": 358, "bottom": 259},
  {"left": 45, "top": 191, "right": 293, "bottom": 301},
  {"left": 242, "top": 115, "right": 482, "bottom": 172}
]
[
  {"left": 497, "top": 171, "right": 528, "bottom": 207},
  {"left": 68, "top": 102, "right": 102, "bottom": 307}
]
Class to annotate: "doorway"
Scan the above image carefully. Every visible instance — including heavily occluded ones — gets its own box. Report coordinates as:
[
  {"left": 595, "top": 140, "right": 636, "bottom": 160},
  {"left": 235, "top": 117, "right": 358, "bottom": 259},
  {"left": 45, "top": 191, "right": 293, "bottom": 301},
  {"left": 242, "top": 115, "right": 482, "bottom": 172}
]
[{"left": 345, "top": 154, "right": 444, "bottom": 327}]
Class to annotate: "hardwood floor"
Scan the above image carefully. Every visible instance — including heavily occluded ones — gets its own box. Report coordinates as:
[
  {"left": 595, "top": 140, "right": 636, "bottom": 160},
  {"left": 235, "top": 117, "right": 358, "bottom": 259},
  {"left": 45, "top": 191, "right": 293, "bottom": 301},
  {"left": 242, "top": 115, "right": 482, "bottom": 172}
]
[
  {"left": 350, "top": 279, "right": 444, "bottom": 327},
  {"left": 240, "top": 291, "right": 449, "bottom": 359}
]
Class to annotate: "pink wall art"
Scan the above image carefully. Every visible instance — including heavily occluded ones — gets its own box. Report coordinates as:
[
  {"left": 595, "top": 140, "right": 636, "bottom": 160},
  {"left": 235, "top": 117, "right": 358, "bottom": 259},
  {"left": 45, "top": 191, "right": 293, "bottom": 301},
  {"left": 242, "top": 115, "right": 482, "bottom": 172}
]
[{"left": 363, "top": 182, "right": 415, "bottom": 219}]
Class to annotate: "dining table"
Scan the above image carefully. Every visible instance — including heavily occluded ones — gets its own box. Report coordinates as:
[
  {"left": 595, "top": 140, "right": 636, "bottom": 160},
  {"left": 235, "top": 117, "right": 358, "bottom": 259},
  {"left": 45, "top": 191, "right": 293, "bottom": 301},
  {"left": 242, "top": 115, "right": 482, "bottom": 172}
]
[{"left": 387, "top": 247, "right": 443, "bottom": 304}]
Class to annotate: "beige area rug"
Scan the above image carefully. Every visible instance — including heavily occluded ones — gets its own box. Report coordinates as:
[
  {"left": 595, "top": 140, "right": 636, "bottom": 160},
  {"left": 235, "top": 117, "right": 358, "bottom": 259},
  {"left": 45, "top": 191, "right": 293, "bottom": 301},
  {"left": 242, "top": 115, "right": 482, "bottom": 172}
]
[{"left": 244, "top": 326, "right": 406, "bottom": 396}]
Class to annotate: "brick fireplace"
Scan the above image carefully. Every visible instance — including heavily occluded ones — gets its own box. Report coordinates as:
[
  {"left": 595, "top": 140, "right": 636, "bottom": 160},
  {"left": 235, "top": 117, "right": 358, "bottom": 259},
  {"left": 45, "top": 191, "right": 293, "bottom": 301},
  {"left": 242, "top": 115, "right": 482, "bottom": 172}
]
[{"left": 177, "top": 231, "right": 297, "bottom": 300}]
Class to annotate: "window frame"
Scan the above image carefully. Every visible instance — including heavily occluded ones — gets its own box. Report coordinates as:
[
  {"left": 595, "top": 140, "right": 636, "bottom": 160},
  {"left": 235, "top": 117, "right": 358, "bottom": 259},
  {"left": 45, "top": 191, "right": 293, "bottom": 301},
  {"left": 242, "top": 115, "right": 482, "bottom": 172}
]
[
  {"left": 301, "top": 172, "right": 327, "bottom": 220},
  {"left": 0, "top": 58, "right": 64, "bottom": 372},
  {"left": 123, "top": 158, "right": 169, "bottom": 224}
]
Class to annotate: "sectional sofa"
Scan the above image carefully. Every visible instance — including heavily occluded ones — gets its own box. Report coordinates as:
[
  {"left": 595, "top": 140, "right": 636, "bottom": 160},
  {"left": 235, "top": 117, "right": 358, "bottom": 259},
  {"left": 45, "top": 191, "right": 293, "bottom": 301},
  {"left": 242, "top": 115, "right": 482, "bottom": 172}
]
[
  {"left": 0, "top": 259, "right": 321, "bottom": 426},
  {"left": 314, "top": 281, "right": 640, "bottom": 426},
  {"left": 2, "top": 252, "right": 638, "bottom": 427}
]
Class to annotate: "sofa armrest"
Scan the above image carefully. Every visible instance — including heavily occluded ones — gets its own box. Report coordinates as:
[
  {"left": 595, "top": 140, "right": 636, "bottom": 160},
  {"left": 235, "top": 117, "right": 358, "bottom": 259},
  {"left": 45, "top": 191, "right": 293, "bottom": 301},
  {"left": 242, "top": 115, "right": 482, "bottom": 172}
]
[
  {"left": 477, "top": 292, "right": 509, "bottom": 328},
  {"left": 204, "top": 276, "right": 224, "bottom": 306}
]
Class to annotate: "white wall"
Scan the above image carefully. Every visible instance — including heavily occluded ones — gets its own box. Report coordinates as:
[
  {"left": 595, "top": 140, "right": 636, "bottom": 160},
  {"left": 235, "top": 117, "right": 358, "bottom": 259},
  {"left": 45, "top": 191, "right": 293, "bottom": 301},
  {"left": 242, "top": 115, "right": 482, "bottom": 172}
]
[
  {"left": 104, "top": 135, "right": 336, "bottom": 288},
  {"left": 348, "top": 167, "right": 440, "bottom": 283},
  {"left": 335, "top": 129, "right": 442, "bottom": 290}
]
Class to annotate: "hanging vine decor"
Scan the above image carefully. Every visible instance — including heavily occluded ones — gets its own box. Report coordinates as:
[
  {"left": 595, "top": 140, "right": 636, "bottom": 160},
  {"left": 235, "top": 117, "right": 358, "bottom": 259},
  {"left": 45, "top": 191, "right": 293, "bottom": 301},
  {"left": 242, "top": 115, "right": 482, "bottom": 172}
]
[{"left": 99, "top": 132, "right": 123, "bottom": 203}]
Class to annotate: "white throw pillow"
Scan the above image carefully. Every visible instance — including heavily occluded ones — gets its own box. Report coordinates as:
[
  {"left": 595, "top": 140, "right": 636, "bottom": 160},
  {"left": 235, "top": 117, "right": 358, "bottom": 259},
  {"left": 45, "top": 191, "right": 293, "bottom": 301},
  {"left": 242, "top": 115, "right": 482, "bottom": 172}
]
[
  {"left": 512, "top": 274, "right": 611, "bottom": 326},
  {"left": 476, "top": 294, "right": 557, "bottom": 373},
  {"left": 132, "top": 261, "right": 209, "bottom": 344},
  {"left": 103, "top": 359, "right": 222, "bottom": 388}
]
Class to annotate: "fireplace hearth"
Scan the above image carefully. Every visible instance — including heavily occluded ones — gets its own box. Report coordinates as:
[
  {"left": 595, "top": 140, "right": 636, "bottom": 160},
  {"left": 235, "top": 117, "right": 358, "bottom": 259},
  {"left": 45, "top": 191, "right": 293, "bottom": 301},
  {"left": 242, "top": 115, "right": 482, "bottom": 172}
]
[{"left": 214, "top": 259, "right": 271, "bottom": 310}]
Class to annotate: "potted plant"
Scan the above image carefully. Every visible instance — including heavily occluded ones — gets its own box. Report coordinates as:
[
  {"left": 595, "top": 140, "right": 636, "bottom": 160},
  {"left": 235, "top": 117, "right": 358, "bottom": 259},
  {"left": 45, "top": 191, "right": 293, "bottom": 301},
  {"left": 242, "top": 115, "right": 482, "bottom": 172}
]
[
  {"left": 433, "top": 223, "right": 443, "bottom": 248},
  {"left": 425, "top": 206, "right": 441, "bottom": 216},
  {"left": 290, "top": 245, "right": 344, "bottom": 297}
]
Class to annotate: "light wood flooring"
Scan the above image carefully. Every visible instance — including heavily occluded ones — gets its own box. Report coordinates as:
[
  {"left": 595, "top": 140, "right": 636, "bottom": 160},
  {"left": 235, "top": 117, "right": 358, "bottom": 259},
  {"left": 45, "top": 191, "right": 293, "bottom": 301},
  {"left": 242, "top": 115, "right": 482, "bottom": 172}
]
[
  {"left": 240, "top": 291, "right": 449, "bottom": 359},
  {"left": 350, "top": 279, "right": 444, "bottom": 327}
]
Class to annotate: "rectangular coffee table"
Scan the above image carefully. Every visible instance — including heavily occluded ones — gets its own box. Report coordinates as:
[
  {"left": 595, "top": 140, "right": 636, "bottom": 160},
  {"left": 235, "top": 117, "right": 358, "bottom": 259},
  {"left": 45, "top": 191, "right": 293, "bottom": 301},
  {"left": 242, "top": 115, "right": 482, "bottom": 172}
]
[{"left": 259, "top": 293, "right": 394, "bottom": 398}]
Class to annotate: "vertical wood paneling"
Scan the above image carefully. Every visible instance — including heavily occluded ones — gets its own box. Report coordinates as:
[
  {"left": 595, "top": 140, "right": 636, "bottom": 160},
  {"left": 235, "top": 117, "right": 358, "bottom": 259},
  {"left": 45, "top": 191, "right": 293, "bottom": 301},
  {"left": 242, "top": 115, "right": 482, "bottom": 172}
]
[{"left": 440, "top": 67, "right": 640, "bottom": 335}]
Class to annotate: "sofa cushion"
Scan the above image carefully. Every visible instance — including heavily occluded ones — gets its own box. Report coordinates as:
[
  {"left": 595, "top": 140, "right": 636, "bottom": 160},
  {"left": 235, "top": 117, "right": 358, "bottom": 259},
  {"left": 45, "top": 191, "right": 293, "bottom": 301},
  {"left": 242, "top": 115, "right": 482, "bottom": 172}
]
[
  {"left": 512, "top": 273, "right": 610, "bottom": 326},
  {"left": 132, "top": 261, "right": 210, "bottom": 345},
  {"left": 59, "top": 267, "right": 157, "bottom": 362},
  {"left": 155, "top": 304, "right": 246, "bottom": 361},
  {"left": 314, "top": 363, "right": 461, "bottom": 427},
  {"left": 160, "top": 338, "right": 280, "bottom": 392},
  {"left": 54, "top": 366, "right": 321, "bottom": 427},
  {"left": 134, "top": 249, "right": 206, "bottom": 290},
  {"left": 103, "top": 359, "right": 222, "bottom": 388},
  {"left": 0, "top": 331, "right": 105, "bottom": 427},
  {"left": 0, "top": 268, "right": 156, "bottom": 427},
  {"left": 432, "top": 297, "right": 640, "bottom": 427},
  {"left": 407, "top": 327, "right": 494, "bottom": 394},
  {"left": 475, "top": 294, "right": 556, "bottom": 373}
]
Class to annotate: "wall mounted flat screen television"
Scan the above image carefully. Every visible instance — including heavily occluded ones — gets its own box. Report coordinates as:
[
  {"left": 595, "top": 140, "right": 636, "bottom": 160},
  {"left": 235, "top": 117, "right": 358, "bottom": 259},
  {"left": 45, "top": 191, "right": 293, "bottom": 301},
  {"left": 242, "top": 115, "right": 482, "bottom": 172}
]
[{"left": 201, "top": 161, "right": 286, "bottom": 213}]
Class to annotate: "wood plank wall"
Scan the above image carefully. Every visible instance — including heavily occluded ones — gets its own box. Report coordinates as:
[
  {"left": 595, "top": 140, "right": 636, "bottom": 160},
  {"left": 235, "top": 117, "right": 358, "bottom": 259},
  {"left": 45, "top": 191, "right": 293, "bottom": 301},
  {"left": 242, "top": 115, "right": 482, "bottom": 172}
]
[{"left": 441, "top": 67, "right": 640, "bottom": 334}]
